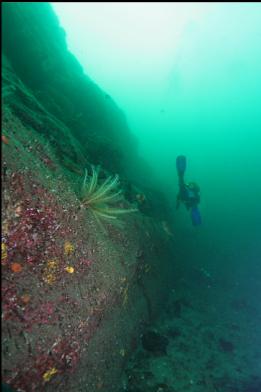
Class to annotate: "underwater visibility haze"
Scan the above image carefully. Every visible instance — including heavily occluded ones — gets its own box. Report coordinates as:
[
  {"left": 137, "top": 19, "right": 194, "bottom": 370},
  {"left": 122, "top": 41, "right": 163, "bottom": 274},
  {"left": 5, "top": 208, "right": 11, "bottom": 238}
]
[
  {"left": 2, "top": 2, "right": 261, "bottom": 391},
  {"left": 52, "top": 1, "right": 261, "bottom": 243}
]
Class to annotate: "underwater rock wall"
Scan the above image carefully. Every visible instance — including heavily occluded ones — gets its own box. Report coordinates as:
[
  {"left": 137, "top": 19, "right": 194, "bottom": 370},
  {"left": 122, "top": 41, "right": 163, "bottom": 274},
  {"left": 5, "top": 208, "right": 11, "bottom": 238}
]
[
  {"left": 2, "top": 3, "right": 175, "bottom": 391},
  {"left": 2, "top": 2, "right": 139, "bottom": 177}
]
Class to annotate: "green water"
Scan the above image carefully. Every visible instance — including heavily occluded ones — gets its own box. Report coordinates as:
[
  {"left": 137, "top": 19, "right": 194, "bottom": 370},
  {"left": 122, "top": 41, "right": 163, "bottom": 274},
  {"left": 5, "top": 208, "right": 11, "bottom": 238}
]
[
  {"left": 52, "top": 2, "right": 261, "bottom": 269},
  {"left": 2, "top": 2, "right": 261, "bottom": 391},
  {"left": 51, "top": 3, "right": 261, "bottom": 390}
]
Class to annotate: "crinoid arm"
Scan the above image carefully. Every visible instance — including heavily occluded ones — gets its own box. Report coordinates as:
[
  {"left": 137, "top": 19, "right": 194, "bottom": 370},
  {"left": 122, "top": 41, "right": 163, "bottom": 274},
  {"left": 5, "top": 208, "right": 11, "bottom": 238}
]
[{"left": 80, "top": 166, "right": 138, "bottom": 222}]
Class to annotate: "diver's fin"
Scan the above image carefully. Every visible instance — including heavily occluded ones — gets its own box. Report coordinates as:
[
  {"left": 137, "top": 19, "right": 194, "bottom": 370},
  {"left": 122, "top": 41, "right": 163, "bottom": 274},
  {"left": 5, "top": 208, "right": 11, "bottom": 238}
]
[{"left": 176, "top": 155, "right": 187, "bottom": 176}]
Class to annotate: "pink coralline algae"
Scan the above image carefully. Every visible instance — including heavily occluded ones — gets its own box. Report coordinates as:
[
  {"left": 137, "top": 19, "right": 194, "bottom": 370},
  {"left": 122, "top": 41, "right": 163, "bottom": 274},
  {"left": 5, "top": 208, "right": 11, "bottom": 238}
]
[
  {"left": 80, "top": 258, "right": 93, "bottom": 267},
  {"left": 7, "top": 204, "right": 58, "bottom": 265},
  {"left": 51, "top": 338, "right": 81, "bottom": 373},
  {"left": 2, "top": 286, "right": 58, "bottom": 328},
  {"left": 3, "top": 174, "right": 73, "bottom": 272},
  {"left": 77, "top": 257, "right": 93, "bottom": 272},
  {"left": 22, "top": 301, "right": 58, "bottom": 328},
  {"left": 2, "top": 284, "right": 22, "bottom": 322},
  {"left": 8, "top": 338, "right": 81, "bottom": 391},
  {"left": 2, "top": 171, "right": 99, "bottom": 390}
]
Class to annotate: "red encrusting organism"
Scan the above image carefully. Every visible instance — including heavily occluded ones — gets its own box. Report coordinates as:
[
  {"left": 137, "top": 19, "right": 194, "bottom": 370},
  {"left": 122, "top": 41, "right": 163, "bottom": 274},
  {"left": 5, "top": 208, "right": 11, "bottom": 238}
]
[{"left": 2, "top": 171, "right": 100, "bottom": 391}]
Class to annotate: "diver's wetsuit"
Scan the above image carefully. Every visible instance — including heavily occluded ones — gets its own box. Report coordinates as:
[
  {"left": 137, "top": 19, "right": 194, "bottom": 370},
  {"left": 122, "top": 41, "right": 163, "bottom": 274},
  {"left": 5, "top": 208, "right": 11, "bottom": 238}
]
[
  {"left": 176, "top": 172, "right": 200, "bottom": 211},
  {"left": 176, "top": 154, "right": 201, "bottom": 226}
]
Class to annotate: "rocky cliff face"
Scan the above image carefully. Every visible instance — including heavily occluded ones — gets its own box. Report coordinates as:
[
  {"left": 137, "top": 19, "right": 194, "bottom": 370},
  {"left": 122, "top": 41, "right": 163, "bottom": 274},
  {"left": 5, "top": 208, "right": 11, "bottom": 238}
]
[
  {"left": 2, "top": 2, "right": 139, "bottom": 177},
  {"left": 2, "top": 3, "right": 175, "bottom": 391}
]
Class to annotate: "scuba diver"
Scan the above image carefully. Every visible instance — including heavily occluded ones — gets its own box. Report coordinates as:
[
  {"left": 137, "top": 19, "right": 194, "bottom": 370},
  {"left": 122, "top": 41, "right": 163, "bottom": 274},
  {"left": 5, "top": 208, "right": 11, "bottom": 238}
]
[{"left": 176, "top": 155, "right": 202, "bottom": 226}]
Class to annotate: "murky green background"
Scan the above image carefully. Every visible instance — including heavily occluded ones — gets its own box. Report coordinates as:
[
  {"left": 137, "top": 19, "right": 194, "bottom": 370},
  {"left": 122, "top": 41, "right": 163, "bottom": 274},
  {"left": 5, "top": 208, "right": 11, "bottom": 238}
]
[
  {"left": 52, "top": 2, "right": 261, "bottom": 278},
  {"left": 2, "top": 3, "right": 261, "bottom": 390}
]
